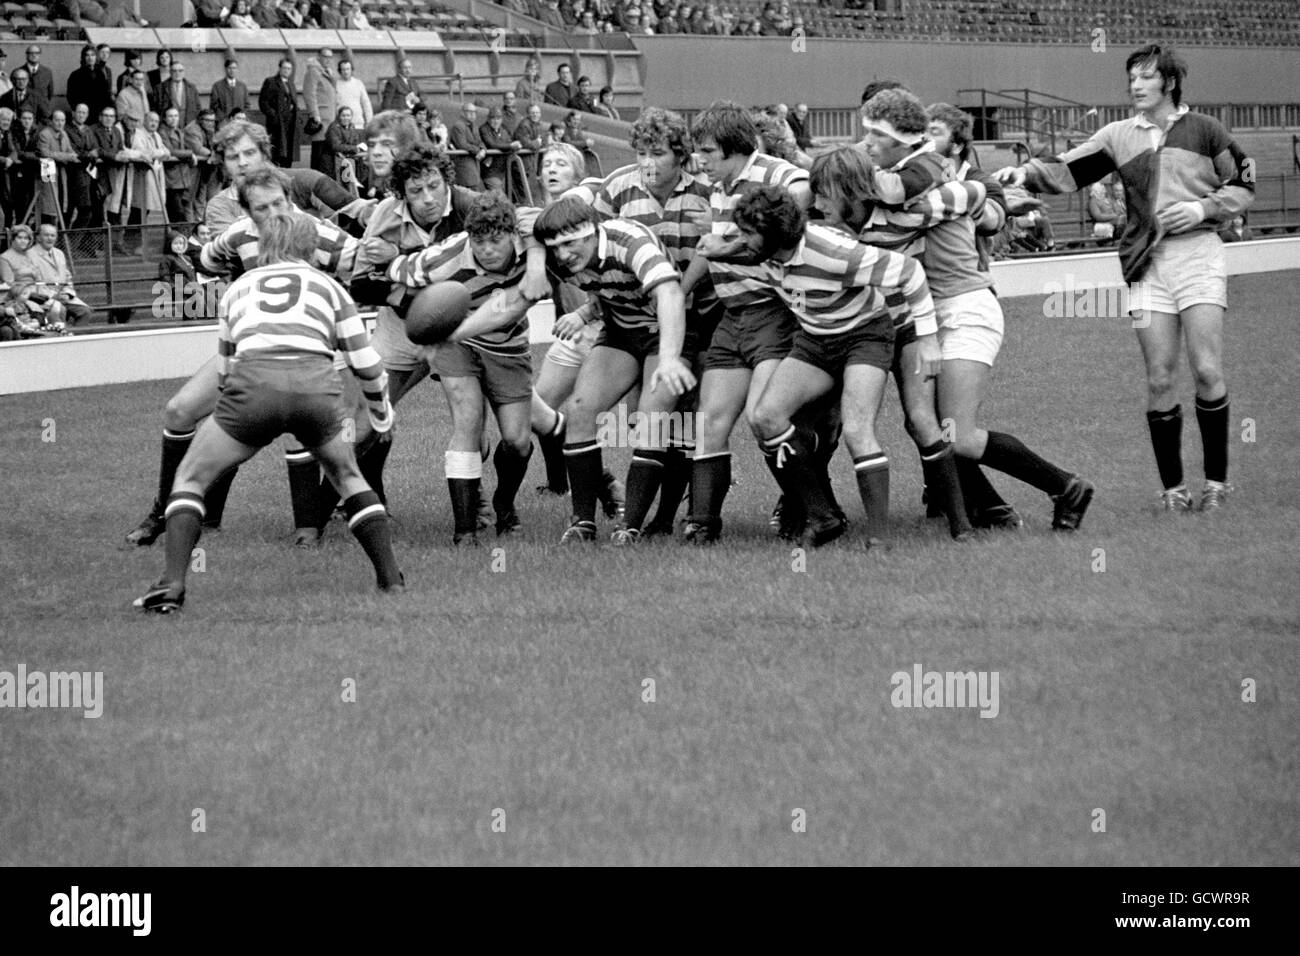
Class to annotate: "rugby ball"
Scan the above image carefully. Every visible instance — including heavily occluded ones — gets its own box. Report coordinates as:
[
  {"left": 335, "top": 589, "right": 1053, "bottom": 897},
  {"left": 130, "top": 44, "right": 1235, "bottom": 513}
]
[{"left": 405, "top": 281, "right": 473, "bottom": 345}]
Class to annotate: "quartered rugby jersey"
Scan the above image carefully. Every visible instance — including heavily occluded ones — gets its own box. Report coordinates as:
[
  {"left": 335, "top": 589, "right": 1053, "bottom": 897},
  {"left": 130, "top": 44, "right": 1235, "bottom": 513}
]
[
  {"left": 385, "top": 230, "right": 531, "bottom": 356},
  {"left": 567, "top": 219, "right": 680, "bottom": 331},
  {"left": 758, "top": 223, "right": 937, "bottom": 338},
  {"left": 1023, "top": 105, "right": 1253, "bottom": 283},
  {"left": 707, "top": 150, "right": 809, "bottom": 312},
  {"left": 200, "top": 206, "right": 360, "bottom": 280}
]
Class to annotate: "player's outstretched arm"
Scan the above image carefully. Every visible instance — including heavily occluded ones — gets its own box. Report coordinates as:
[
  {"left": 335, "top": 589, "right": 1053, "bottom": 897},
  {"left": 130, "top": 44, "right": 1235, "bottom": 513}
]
[
  {"left": 647, "top": 282, "right": 696, "bottom": 397},
  {"left": 449, "top": 286, "right": 533, "bottom": 343}
]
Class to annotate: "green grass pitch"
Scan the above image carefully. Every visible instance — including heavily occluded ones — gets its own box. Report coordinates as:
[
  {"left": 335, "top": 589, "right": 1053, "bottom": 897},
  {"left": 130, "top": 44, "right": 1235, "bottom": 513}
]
[{"left": 2, "top": 273, "right": 1298, "bottom": 865}]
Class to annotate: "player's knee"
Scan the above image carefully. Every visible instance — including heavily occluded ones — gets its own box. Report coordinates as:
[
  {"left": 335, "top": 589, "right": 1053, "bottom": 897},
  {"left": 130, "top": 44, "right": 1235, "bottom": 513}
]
[
  {"left": 1190, "top": 359, "right": 1224, "bottom": 395},
  {"left": 1145, "top": 362, "right": 1178, "bottom": 396},
  {"left": 163, "top": 393, "right": 198, "bottom": 431},
  {"left": 747, "top": 402, "right": 783, "bottom": 440},
  {"left": 839, "top": 419, "right": 876, "bottom": 454}
]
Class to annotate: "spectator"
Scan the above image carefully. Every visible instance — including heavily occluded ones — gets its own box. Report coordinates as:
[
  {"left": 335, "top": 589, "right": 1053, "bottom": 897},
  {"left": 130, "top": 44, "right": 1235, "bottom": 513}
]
[
  {"left": 545, "top": 63, "right": 574, "bottom": 107},
  {"left": 114, "top": 69, "right": 149, "bottom": 137},
  {"left": 697, "top": 4, "right": 725, "bottom": 34},
  {"left": 66, "top": 103, "right": 99, "bottom": 230},
  {"left": 303, "top": 48, "right": 337, "bottom": 175},
  {"left": 36, "top": 109, "right": 79, "bottom": 226},
  {"left": 574, "top": 10, "right": 598, "bottom": 34},
  {"left": 284, "top": 0, "right": 318, "bottom": 26},
  {"left": 334, "top": 58, "right": 371, "bottom": 131},
  {"left": 1087, "top": 172, "right": 1126, "bottom": 243},
  {"left": 7, "top": 107, "right": 39, "bottom": 221},
  {"left": 515, "top": 57, "right": 543, "bottom": 108},
  {"left": 90, "top": 105, "right": 132, "bottom": 253},
  {"left": 537, "top": 0, "right": 566, "bottom": 29},
  {"left": 94, "top": 44, "right": 113, "bottom": 94},
  {"left": 145, "top": 49, "right": 174, "bottom": 109},
  {"left": 339, "top": 0, "right": 370, "bottom": 28},
  {"left": 569, "top": 76, "right": 598, "bottom": 114},
  {"left": 593, "top": 86, "right": 618, "bottom": 121},
  {"left": 657, "top": 11, "right": 680, "bottom": 33},
  {"left": 0, "top": 225, "right": 66, "bottom": 335},
  {"left": 449, "top": 101, "right": 485, "bottom": 190},
  {"left": 323, "top": 106, "right": 362, "bottom": 190},
  {"left": 319, "top": 0, "right": 342, "bottom": 28},
  {"left": 500, "top": 90, "right": 521, "bottom": 133},
  {"left": 545, "top": 122, "right": 565, "bottom": 147},
  {"left": 185, "top": 109, "right": 221, "bottom": 220},
  {"left": 786, "top": 101, "right": 813, "bottom": 150},
  {"left": 194, "top": 0, "right": 230, "bottom": 27},
  {"left": 2, "top": 69, "right": 50, "bottom": 125},
  {"left": 1000, "top": 184, "right": 1055, "bottom": 253},
  {"left": 67, "top": 46, "right": 112, "bottom": 120},
  {"left": 116, "top": 51, "right": 142, "bottom": 94},
  {"left": 129, "top": 110, "right": 170, "bottom": 253},
  {"left": 253, "top": 0, "right": 283, "bottom": 27},
  {"left": 210, "top": 59, "right": 249, "bottom": 123},
  {"left": 624, "top": 7, "right": 652, "bottom": 33},
  {"left": 561, "top": 110, "right": 595, "bottom": 162},
  {"left": 258, "top": 58, "right": 300, "bottom": 168},
  {"left": 30, "top": 223, "right": 95, "bottom": 326},
  {"left": 426, "top": 107, "right": 450, "bottom": 149},
  {"left": 379, "top": 59, "right": 421, "bottom": 113},
  {"left": 514, "top": 102, "right": 545, "bottom": 182},
  {"left": 0, "top": 108, "right": 14, "bottom": 228},
  {"left": 158, "top": 229, "right": 197, "bottom": 314},
  {"left": 158, "top": 61, "right": 200, "bottom": 129},
  {"left": 227, "top": 0, "right": 261, "bottom": 29},
  {"left": 160, "top": 106, "right": 195, "bottom": 222},
  {"left": 0, "top": 49, "right": 10, "bottom": 99},
  {"left": 22, "top": 46, "right": 53, "bottom": 104},
  {"left": 479, "top": 106, "right": 521, "bottom": 195}
]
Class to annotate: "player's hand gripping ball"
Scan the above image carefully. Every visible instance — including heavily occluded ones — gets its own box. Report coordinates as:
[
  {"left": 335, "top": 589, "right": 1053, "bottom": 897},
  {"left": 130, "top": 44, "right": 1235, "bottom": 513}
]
[{"left": 404, "top": 281, "right": 473, "bottom": 345}]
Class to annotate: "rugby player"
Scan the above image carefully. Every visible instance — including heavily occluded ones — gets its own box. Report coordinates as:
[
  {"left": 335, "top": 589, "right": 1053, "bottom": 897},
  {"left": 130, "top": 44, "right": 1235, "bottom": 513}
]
[
  {"left": 533, "top": 197, "right": 696, "bottom": 544},
  {"left": 996, "top": 44, "right": 1253, "bottom": 513},
  {"left": 133, "top": 213, "right": 402, "bottom": 614}
]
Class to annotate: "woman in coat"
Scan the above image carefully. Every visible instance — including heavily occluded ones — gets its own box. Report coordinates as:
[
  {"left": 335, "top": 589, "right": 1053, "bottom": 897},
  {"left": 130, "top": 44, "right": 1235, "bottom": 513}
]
[{"left": 258, "top": 58, "right": 300, "bottom": 168}]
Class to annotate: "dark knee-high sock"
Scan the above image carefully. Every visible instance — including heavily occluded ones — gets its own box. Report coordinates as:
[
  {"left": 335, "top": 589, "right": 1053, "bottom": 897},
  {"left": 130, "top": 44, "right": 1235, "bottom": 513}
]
[
  {"left": 358, "top": 432, "right": 393, "bottom": 506},
  {"left": 920, "top": 441, "right": 970, "bottom": 537},
  {"left": 956, "top": 457, "right": 1005, "bottom": 519},
  {"left": 344, "top": 490, "right": 401, "bottom": 588},
  {"left": 536, "top": 411, "right": 569, "bottom": 493},
  {"left": 445, "top": 450, "right": 482, "bottom": 537},
  {"left": 203, "top": 467, "right": 236, "bottom": 526},
  {"left": 153, "top": 427, "right": 195, "bottom": 516},
  {"left": 979, "top": 431, "right": 1071, "bottom": 496},
  {"left": 1146, "top": 405, "right": 1184, "bottom": 490},
  {"left": 161, "top": 491, "right": 204, "bottom": 588},
  {"left": 492, "top": 442, "right": 532, "bottom": 515},
  {"left": 564, "top": 441, "right": 603, "bottom": 523},
  {"left": 761, "top": 424, "right": 835, "bottom": 522},
  {"left": 853, "top": 453, "right": 890, "bottom": 541},
  {"left": 650, "top": 443, "right": 692, "bottom": 528},
  {"left": 623, "top": 449, "right": 668, "bottom": 530},
  {"left": 1195, "top": 394, "right": 1228, "bottom": 483},
  {"left": 690, "top": 451, "right": 731, "bottom": 526},
  {"left": 285, "top": 448, "right": 320, "bottom": 530}
]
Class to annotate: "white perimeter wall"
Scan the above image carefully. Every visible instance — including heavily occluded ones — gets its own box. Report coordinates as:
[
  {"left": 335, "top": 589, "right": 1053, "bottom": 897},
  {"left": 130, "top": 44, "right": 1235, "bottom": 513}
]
[{"left": 4, "top": 239, "right": 1299, "bottom": 396}]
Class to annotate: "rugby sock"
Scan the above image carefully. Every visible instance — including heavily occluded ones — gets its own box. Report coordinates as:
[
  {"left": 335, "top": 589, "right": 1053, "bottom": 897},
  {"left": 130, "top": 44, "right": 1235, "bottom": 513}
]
[
  {"left": 623, "top": 449, "right": 668, "bottom": 531},
  {"left": 161, "top": 491, "right": 204, "bottom": 589},
  {"left": 564, "top": 441, "right": 603, "bottom": 524},
  {"left": 649, "top": 443, "right": 692, "bottom": 530},
  {"left": 153, "top": 428, "right": 195, "bottom": 518},
  {"left": 344, "top": 490, "right": 401, "bottom": 589},
  {"left": 853, "top": 453, "right": 891, "bottom": 541},
  {"left": 957, "top": 458, "right": 1007, "bottom": 521},
  {"left": 285, "top": 448, "right": 320, "bottom": 531},
  {"left": 979, "top": 431, "right": 1071, "bottom": 496},
  {"left": 810, "top": 405, "right": 844, "bottom": 517},
  {"left": 1146, "top": 405, "right": 1185, "bottom": 490},
  {"left": 446, "top": 450, "right": 483, "bottom": 538},
  {"left": 761, "top": 424, "right": 836, "bottom": 525},
  {"left": 536, "top": 410, "right": 569, "bottom": 493},
  {"left": 1195, "top": 394, "right": 1229, "bottom": 483},
  {"left": 690, "top": 451, "right": 731, "bottom": 527},
  {"left": 358, "top": 431, "right": 393, "bottom": 506},
  {"left": 203, "top": 467, "right": 236, "bottom": 527},
  {"left": 492, "top": 441, "right": 532, "bottom": 517},
  {"left": 920, "top": 441, "right": 971, "bottom": 538}
]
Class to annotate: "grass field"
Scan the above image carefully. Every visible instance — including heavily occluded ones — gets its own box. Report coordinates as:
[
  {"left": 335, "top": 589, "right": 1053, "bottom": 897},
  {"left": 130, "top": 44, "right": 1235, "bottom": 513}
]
[{"left": 2, "top": 272, "right": 1298, "bottom": 866}]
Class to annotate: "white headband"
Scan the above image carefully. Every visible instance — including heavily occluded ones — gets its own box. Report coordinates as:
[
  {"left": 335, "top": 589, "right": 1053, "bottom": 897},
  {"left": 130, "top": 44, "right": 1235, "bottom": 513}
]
[
  {"left": 543, "top": 223, "right": 596, "bottom": 247},
  {"left": 862, "top": 117, "right": 924, "bottom": 146}
]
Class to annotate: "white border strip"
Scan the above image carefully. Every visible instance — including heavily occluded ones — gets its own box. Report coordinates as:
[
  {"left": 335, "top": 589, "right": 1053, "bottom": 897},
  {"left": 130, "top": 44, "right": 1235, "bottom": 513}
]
[{"left": 5, "top": 238, "right": 1299, "bottom": 395}]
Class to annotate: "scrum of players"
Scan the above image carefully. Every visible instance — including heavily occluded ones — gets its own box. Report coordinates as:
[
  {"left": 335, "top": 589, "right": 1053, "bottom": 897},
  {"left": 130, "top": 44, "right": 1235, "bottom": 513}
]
[{"left": 129, "top": 45, "right": 1255, "bottom": 612}]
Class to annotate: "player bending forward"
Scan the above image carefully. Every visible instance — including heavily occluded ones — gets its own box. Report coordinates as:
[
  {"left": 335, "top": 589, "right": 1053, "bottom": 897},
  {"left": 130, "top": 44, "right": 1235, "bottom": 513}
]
[{"left": 133, "top": 214, "right": 403, "bottom": 614}]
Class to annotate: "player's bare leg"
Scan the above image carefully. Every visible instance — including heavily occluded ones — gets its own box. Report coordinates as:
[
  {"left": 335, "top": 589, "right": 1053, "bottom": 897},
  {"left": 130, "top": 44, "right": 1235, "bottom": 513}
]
[{"left": 1181, "top": 304, "right": 1230, "bottom": 511}]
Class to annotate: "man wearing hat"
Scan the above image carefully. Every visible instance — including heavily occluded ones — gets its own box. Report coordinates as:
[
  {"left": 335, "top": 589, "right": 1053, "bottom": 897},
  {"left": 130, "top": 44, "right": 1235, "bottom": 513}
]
[
  {"left": 302, "top": 47, "right": 337, "bottom": 175},
  {"left": 479, "top": 105, "right": 521, "bottom": 195}
]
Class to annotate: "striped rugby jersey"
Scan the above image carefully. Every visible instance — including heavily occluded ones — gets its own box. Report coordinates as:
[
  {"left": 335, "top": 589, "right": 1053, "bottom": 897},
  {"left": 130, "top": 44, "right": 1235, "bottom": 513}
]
[
  {"left": 589, "top": 164, "right": 713, "bottom": 271},
  {"left": 706, "top": 150, "right": 809, "bottom": 312},
  {"left": 218, "top": 262, "right": 388, "bottom": 423},
  {"left": 566, "top": 219, "right": 681, "bottom": 331},
  {"left": 1022, "top": 105, "right": 1253, "bottom": 283},
  {"left": 201, "top": 208, "right": 361, "bottom": 280},
  {"left": 385, "top": 230, "right": 531, "bottom": 356},
  {"left": 757, "top": 222, "right": 937, "bottom": 338}
]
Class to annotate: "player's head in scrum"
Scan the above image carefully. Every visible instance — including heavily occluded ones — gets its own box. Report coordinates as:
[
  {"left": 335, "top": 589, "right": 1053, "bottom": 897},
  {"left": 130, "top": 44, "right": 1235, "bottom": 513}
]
[
  {"left": 690, "top": 101, "right": 759, "bottom": 185},
  {"left": 237, "top": 168, "right": 293, "bottom": 226},
  {"left": 465, "top": 191, "right": 519, "bottom": 274},
  {"left": 213, "top": 117, "right": 273, "bottom": 187},
  {"left": 389, "top": 144, "right": 455, "bottom": 229},
  {"left": 533, "top": 196, "right": 600, "bottom": 277},
  {"left": 630, "top": 107, "right": 692, "bottom": 193}
]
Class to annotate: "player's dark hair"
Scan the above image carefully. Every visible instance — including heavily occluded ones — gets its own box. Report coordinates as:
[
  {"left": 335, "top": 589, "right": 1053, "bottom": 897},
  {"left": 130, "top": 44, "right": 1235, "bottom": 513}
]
[
  {"left": 534, "top": 195, "right": 598, "bottom": 244},
  {"left": 750, "top": 109, "right": 796, "bottom": 162},
  {"left": 257, "top": 212, "right": 319, "bottom": 267},
  {"left": 1125, "top": 43, "right": 1187, "bottom": 106},
  {"left": 630, "top": 107, "right": 692, "bottom": 163},
  {"left": 861, "top": 79, "right": 905, "bottom": 105},
  {"left": 213, "top": 117, "right": 271, "bottom": 160},
  {"left": 390, "top": 144, "right": 456, "bottom": 195},
  {"left": 927, "top": 103, "right": 974, "bottom": 152},
  {"left": 365, "top": 109, "right": 420, "bottom": 151},
  {"left": 863, "top": 88, "right": 929, "bottom": 137},
  {"left": 733, "top": 186, "right": 806, "bottom": 258},
  {"left": 237, "top": 167, "right": 290, "bottom": 210},
  {"left": 810, "top": 146, "right": 877, "bottom": 228},
  {"left": 466, "top": 191, "right": 517, "bottom": 240},
  {"left": 690, "top": 101, "right": 758, "bottom": 158}
]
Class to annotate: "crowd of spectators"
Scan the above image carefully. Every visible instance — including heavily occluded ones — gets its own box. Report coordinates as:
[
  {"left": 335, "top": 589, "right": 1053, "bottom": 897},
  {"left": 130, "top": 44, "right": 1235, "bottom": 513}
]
[{"left": 512, "top": 0, "right": 813, "bottom": 37}]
